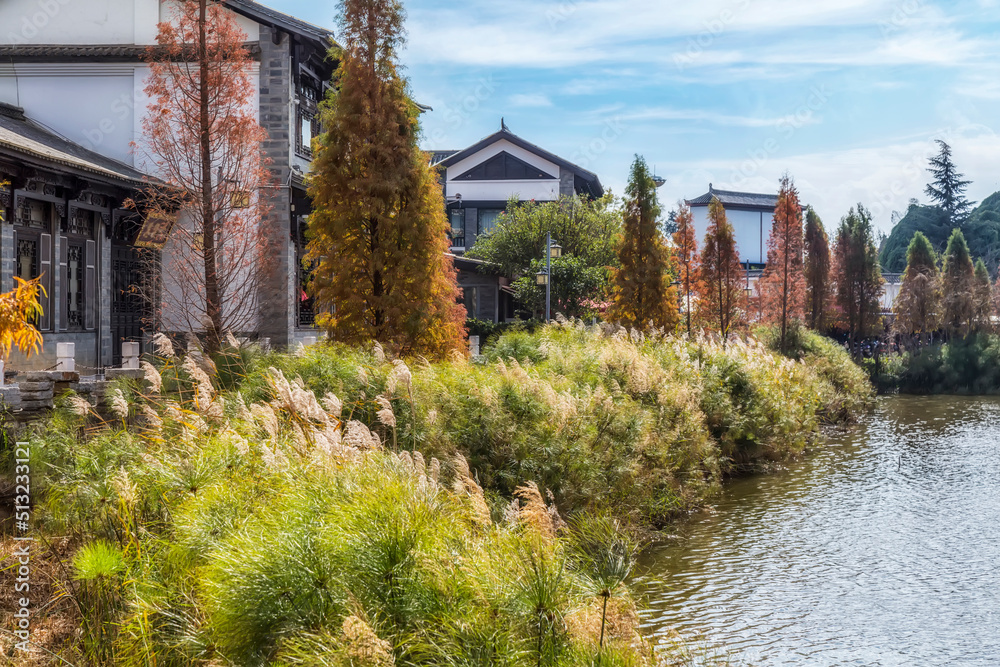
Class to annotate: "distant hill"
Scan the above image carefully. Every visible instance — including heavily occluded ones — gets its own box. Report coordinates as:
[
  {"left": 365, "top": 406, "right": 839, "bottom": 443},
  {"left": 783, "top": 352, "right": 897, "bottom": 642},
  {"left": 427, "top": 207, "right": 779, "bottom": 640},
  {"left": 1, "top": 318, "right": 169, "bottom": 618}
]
[{"left": 880, "top": 193, "right": 1000, "bottom": 274}]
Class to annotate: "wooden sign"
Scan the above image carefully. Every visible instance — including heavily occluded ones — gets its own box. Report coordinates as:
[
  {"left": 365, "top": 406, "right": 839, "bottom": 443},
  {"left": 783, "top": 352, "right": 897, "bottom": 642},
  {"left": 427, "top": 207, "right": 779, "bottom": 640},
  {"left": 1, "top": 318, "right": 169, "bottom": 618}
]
[{"left": 135, "top": 212, "right": 177, "bottom": 249}]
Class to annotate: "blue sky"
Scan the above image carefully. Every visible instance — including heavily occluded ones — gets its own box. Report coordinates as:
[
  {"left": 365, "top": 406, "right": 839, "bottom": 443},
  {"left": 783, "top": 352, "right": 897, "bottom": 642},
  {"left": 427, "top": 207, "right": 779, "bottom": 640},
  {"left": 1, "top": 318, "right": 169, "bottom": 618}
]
[{"left": 265, "top": 0, "right": 1000, "bottom": 233}]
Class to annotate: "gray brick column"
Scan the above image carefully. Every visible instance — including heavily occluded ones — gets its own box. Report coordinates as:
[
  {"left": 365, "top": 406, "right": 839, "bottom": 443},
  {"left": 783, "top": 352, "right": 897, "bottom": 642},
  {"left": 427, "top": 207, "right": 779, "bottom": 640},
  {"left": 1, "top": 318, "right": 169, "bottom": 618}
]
[
  {"left": 100, "top": 230, "right": 111, "bottom": 366},
  {"left": 1, "top": 221, "right": 12, "bottom": 293},
  {"left": 256, "top": 24, "right": 293, "bottom": 348}
]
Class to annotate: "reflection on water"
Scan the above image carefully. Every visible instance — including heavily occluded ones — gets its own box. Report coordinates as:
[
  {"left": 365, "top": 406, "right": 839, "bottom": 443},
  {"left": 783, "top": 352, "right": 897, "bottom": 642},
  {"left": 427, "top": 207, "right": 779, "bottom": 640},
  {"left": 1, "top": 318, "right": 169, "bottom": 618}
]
[{"left": 634, "top": 397, "right": 1000, "bottom": 666}]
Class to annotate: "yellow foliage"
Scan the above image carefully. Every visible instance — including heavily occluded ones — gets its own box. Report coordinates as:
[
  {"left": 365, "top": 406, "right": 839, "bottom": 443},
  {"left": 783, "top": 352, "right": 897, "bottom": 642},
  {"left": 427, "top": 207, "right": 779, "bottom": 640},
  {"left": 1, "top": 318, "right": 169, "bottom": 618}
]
[{"left": 0, "top": 276, "right": 45, "bottom": 360}]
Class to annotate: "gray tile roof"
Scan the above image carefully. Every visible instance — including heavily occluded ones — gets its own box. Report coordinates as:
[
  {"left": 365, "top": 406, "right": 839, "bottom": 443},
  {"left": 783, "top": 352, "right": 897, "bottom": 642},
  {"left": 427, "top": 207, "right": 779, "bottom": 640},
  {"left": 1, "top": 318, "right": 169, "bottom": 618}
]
[
  {"left": 430, "top": 150, "right": 459, "bottom": 166},
  {"left": 0, "top": 103, "right": 152, "bottom": 187},
  {"left": 687, "top": 185, "right": 778, "bottom": 209},
  {"left": 0, "top": 43, "right": 262, "bottom": 61}
]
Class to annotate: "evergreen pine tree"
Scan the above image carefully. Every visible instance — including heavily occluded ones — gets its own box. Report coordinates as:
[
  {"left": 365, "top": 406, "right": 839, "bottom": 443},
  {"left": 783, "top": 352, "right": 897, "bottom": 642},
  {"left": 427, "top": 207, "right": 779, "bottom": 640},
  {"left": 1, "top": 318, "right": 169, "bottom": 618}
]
[
  {"left": 757, "top": 175, "right": 806, "bottom": 352},
  {"left": 696, "top": 196, "right": 745, "bottom": 343},
  {"left": 893, "top": 231, "right": 941, "bottom": 338},
  {"left": 608, "top": 156, "right": 678, "bottom": 330},
  {"left": 672, "top": 202, "right": 698, "bottom": 336},
  {"left": 973, "top": 258, "right": 992, "bottom": 332},
  {"left": 306, "top": 0, "right": 465, "bottom": 357},
  {"left": 803, "top": 207, "right": 831, "bottom": 331},
  {"left": 925, "top": 140, "right": 975, "bottom": 228},
  {"left": 833, "top": 205, "right": 883, "bottom": 353},
  {"left": 940, "top": 228, "right": 976, "bottom": 338}
]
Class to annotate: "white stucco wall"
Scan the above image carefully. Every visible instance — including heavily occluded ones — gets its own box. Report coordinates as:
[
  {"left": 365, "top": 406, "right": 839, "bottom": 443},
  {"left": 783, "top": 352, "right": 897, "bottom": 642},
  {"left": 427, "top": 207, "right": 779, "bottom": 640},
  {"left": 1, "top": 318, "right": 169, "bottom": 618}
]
[
  {"left": 0, "top": 61, "right": 259, "bottom": 169},
  {"left": 0, "top": 0, "right": 257, "bottom": 46},
  {"left": 691, "top": 205, "right": 773, "bottom": 265},
  {"left": 444, "top": 138, "right": 562, "bottom": 203}
]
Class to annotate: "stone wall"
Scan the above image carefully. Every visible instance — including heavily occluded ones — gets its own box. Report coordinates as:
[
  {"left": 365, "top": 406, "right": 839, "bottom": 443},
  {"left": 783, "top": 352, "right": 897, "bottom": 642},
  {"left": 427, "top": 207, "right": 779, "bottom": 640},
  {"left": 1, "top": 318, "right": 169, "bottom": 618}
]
[{"left": 256, "top": 24, "right": 294, "bottom": 349}]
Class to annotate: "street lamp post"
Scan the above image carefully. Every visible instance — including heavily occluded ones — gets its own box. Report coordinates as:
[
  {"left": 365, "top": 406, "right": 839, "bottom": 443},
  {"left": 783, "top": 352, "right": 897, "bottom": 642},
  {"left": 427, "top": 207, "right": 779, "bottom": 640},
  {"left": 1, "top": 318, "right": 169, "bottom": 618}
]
[{"left": 535, "top": 232, "right": 562, "bottom": 322}]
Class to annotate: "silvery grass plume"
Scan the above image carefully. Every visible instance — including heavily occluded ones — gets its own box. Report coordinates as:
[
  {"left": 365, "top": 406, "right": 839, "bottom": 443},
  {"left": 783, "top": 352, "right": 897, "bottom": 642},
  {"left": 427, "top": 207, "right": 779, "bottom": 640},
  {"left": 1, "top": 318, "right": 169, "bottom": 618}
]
[
  {"left": 515, "top": 481, "right": 559, "bottom": 540},
  {"left": 451, "top": 453, "right": 491, "bottom": 526},
  {"left": 385, "top": 359, "right": 412, "bottom": 395},
  {"left": 67, "top": 395, "right": 92, "bottom": 417},
  {"left": 343, "top": 420, "right": 380, "bottom": 450},
  {"left": 152, "top": 332, "right": 174, "bottom": 357},
  {"left": 250, "top": 403, "right": 279, "bottom": 439},
  {"left": 140, "top": 361, "right": 162, "bottom": 393},
  {"left": 140, "top": 404, "right": 162, "bottom": 430},
  {"left": 107, "top": 388, "right": 129, "bottom": 421},
  {"left": 110, "top": 466, "right": 138, "bottom": 508},
  {"left": 267, "top": 367, "right": 328, "bottom": 424},
  {"left": 375, "top": 395, "right": 396, "bottom": 428},
  {"left": 225, "top": 331, "right": 241, "bottom": 349},
  {"left": 372, "top": 340, "right": 386, "bottom": 364},
  {"left": 322, "top": 392, "right": 343, "bottom": 419},
  {"left": 231, "top": 392, "right": 252, "bottom": 422}
]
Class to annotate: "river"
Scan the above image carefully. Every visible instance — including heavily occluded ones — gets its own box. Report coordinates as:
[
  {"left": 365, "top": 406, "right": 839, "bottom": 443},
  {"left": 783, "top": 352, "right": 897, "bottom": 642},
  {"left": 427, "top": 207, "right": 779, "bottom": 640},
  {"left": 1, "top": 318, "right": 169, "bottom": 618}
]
[{"left": 633, "top": 396, "right": 1000, "bottom": 666}]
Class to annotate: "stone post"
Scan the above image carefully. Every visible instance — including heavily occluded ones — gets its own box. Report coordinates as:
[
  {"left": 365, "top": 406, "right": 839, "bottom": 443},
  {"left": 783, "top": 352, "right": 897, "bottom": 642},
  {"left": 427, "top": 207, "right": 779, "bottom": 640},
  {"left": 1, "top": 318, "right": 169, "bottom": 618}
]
[
  {"left": 469, "top": 335, "right": 480, "bottom": 357},
  {"left": 56, "top": 342, "right": 75, "bottom": 372},
  {"left": 121, "top": 341, "right": 140, "bottom": 369},
  {"left": 0, "top": 359, "right": 4, "bottom": 386}
]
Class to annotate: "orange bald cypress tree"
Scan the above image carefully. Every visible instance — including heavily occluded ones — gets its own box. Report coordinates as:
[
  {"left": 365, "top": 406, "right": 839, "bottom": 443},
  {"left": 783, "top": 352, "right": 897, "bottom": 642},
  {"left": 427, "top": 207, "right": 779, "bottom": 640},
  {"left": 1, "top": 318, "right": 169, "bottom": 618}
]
[
  {"left": 608, "top": 156, "right": 679, "bottom": 330},
  {"left": 306, "top": 0, "right": 465, "bottom": 357},
  {"left": 673, "top": 201, "right": 698, "bottom": 335},
  {"left": 757, "top": 175, "right": 806, "bottom": 352},
  {"left": 696, "top": 196, "right": 745, "bottom": 344}
]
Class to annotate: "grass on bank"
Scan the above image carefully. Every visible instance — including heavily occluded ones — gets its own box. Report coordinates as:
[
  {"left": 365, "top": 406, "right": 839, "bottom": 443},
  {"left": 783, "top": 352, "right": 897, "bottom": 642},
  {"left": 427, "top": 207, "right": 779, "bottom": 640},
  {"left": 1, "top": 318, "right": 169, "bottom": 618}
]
[{"left": 0, "top": 321, "right": 870, "bottom": 665}]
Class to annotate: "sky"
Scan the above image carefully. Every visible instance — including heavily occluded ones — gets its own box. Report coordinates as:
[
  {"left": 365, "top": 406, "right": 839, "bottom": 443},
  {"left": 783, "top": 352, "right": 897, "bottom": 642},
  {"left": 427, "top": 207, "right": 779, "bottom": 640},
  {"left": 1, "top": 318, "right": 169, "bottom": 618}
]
[{"left": 265, "top": 0, "right": 1000, "bottom": 234}]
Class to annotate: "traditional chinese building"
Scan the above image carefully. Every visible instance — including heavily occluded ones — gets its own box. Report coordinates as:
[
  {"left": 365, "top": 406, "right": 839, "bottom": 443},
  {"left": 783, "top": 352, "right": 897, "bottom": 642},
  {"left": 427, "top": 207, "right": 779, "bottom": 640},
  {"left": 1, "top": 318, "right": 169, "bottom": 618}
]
[
  {"left": 0, "top": 0, "right": 337, "bottom": 358},
  {"left": 0, "top": 102, "right": 150, "bottom": 371}
]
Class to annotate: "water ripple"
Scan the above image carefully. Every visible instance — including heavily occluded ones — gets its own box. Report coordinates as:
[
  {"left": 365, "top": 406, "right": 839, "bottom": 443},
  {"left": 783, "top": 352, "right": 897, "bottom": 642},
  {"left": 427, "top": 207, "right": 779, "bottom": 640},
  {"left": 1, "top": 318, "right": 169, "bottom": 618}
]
[{"left": 635, "top": 396, "right": 1000, "bottom": 666}]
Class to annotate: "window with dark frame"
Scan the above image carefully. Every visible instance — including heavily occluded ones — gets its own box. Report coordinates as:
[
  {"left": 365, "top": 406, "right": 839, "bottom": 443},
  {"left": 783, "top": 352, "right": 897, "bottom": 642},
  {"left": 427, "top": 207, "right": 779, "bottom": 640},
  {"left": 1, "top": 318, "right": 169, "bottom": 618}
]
[
  {"left": 67, "top": 244, "right": 84, "bottom": 328},
  {"left": 64, "top": 208, "right": 97, "bottom": 331},
  {"left": 296, "top": 75, "right": 321, "bottom": 158},
  {"left": 449, "top": 208, "right": 465, "bottom": 247},
  {"left": 478, "top": 209, "right": 503, "bottom": 235}
]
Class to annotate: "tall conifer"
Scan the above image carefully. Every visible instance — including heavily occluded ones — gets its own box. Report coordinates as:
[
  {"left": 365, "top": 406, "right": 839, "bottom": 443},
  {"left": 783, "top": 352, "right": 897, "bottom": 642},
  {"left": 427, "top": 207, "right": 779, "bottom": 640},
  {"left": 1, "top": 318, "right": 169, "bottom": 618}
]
[
  {"left": 608, "top": 156, "right": 678, "bottom": 330},
  {"left": 306, "top": 0, "right": 465, "bottom": 356},
  {"left": 696, "top": 197, "right": 745, "bottom": 343},
  {"left": 973, "top": 258, "right": 992, "bottom": 332},
  {"left": 832, "top": 205, "right": 883, "bottom": 353},
  {"left": 940, "top": 228, "right": 975, "bottom": 337},
  {"left": 925, "top": 140, "right": 975, "bottom": 228},
  {"left": 893, "top": 232, "right": 941, "bottom": 338},
  {"left": 803, "top": 207, "right": 831, "bottom": 331},
  {"left": 672, "top": 202, "right": 698, "bottom": 336},
  {"left": 757, "top": 175, "right": 806, "bottom": 352}
]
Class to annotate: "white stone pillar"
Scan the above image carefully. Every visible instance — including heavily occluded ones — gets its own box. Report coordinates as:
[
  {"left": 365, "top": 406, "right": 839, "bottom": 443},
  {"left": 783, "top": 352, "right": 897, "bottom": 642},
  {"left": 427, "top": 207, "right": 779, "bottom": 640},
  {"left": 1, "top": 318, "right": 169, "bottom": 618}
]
[
  {"left": 469, "top": 335, "right": 480, "bottom": 357},
  {"left": 56, "top": 342, "right": 76, "bottom": 372},
  {"left": 0, "top": 359, "right": 4, "bottom": 386},
  {"left": 121, "top": 341, "right": 140, "bottom": 369}
]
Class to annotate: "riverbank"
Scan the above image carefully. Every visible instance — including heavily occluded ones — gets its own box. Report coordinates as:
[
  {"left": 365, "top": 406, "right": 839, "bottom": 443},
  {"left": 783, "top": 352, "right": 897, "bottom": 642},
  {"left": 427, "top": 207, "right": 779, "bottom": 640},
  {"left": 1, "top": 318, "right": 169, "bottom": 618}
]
[{"left": 0, "top": 322, "right": 871, "bottom": 664}]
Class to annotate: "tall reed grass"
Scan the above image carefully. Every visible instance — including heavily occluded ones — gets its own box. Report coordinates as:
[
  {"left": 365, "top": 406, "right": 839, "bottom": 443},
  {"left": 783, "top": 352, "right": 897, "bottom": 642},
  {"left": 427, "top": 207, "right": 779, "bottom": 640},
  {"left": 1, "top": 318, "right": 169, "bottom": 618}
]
[{"left": 2, "top": 321, "right": 868, "bottom": 665}]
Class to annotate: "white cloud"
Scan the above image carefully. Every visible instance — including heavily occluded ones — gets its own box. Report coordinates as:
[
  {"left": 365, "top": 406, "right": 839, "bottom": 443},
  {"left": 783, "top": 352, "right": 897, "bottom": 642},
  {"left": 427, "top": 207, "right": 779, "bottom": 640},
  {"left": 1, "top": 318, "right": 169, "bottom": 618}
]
[
  {"left": 508, "top": 93, "right": 553, "bottom": 108},
  {"left": 656, "top": 125, "right": 1000, "bottom": 235}
]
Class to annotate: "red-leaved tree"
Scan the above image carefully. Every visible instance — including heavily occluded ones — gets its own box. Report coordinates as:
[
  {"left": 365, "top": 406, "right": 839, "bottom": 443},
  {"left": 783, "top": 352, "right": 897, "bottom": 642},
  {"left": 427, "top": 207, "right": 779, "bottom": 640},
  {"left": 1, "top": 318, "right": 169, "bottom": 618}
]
[
  {"left": 696, "top": 196, "right": 745, "bottom": 344},
  {"left": 673, "top": 201, "right": 698, "bottom": 335},
  {"left": 137, "top": 0, "right": 273, "bottom": 351},
  {"left": 757, "top": 175, "right": 806, "bottom": 352}
]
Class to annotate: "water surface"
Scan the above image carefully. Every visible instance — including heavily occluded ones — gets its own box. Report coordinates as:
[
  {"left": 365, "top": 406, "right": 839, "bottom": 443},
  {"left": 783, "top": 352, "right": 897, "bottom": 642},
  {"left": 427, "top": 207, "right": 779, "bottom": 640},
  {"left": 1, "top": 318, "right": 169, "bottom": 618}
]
[{"left": 634, "top": 396, "right": 1000, "bottom": 666}]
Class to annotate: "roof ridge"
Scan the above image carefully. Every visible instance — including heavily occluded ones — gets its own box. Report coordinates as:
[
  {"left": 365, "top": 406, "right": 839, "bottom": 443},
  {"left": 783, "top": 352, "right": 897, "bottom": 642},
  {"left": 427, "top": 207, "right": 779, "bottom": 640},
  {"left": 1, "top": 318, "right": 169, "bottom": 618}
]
[{"left": 0, "top": 102, "right": 26, "bottom": 120}]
